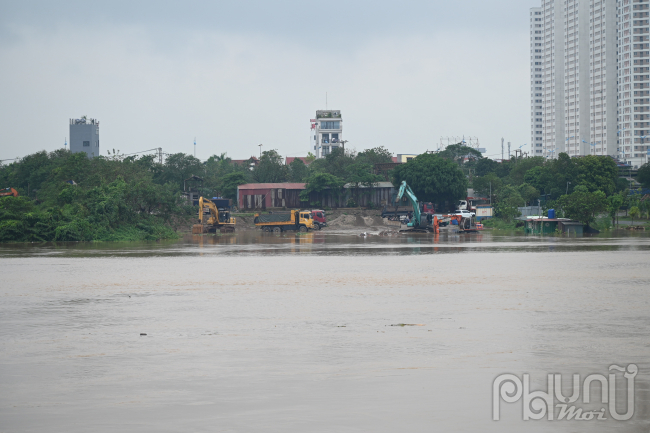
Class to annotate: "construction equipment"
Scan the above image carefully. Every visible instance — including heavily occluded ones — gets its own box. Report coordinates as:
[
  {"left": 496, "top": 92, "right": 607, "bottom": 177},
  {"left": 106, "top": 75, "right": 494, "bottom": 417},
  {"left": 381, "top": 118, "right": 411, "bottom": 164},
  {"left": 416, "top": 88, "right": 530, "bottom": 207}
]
[
  {"left": 395, "top": 181, "right": 439, "bottom": 234},
  {"left": 193, "top": 196, "right": 236, "bottom": 234},
  {"left": 0, "top": 188, "right": 19, "bottom": 198},
  {"left": 311, "top": 210, "right": 327, "bottom": 230},
  {"left": 254, "top": 210, "right": 315, "bottom": 233}
]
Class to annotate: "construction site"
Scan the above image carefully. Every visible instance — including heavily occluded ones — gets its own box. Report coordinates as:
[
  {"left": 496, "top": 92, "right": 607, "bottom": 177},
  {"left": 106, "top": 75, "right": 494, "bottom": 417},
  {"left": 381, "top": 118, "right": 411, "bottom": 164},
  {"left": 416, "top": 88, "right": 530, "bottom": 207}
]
[{"left": 191, "top": 180, "right": 481, "bottom": 237}]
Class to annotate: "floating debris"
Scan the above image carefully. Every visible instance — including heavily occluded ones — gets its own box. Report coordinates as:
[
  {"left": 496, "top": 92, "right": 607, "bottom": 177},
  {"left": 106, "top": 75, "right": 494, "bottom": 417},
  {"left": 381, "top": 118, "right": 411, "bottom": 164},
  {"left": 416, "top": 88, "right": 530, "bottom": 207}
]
[
  {"left": 389, "top": 324, "right": 425, "bottom": 327},
  {"left": 140, "top": 333, "right": 147, "bottom": 336}
]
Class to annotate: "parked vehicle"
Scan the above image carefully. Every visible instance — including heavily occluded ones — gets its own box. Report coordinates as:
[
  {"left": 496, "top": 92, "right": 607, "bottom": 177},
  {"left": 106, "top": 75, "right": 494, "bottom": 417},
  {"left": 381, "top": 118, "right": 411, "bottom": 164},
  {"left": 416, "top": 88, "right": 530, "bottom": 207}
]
[
  {"left": 382, "top": 201, "right": 434, "bottom": 220},
  {"left": 254, "top": 210, "right": 315, "bottom": 233},
  {"left": 311, "top": 210, "right": 327, "bottom": 230},
  {"left": 421, "top": 202, "right": 435, "bottom": 214},
  {"left": 459, "top": 196, "right": 489, "bottom": 213},
  {"left": 455, "top": 209, "right": 475, "bottom": 218}
]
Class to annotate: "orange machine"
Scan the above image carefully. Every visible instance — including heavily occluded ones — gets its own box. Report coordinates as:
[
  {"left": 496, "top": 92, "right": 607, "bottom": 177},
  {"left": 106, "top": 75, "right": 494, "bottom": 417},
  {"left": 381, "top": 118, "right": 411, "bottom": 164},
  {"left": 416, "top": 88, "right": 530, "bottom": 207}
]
[{"left": 0, "top": 188, "right": 19, "bottom": 197}]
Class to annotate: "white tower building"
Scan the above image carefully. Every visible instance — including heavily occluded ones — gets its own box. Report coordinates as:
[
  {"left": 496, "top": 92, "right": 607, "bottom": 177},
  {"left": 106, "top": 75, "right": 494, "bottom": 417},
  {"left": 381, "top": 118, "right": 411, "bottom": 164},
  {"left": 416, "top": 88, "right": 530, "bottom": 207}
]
[
  {"left": 69, "top": 117, "right": 100, "bottom": 158},
  {"left": 312, "top": 110, "right": 342, "bottom": 158}
]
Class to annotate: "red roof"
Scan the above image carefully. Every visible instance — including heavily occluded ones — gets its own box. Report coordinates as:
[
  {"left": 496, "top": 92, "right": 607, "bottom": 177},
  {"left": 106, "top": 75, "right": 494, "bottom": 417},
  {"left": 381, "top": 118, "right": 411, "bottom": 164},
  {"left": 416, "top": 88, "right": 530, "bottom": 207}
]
[
  {"left": 238, "top": 183, "right": 306, "bottom": 190},
  {"left": 285, "top": 157, "right": 312, "bottom": 166}
]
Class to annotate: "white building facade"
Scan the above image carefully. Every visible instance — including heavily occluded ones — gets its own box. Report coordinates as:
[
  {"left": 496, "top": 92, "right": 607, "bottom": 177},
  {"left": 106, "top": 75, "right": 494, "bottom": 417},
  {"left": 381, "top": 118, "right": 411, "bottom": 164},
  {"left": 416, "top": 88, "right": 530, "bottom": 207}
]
[
  {"left": 312, "top": 110, "right": 343, "bottom": 158},
  {"left": 530, "top": 0, "right": 617, "bottom": 160},
  {"left": 618, "top": 0, "right": 650, "bottom": 168},
  {"left": 69, "top": 117, "right": 100, "bottom": 158}
]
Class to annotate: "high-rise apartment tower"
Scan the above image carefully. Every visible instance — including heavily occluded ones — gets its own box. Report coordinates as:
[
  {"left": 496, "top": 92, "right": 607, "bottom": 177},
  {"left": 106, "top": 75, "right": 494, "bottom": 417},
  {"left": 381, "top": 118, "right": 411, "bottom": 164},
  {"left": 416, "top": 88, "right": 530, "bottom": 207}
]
[
  {"left": 618, "top": 0, "right": 650, "bottom": 168},
  {"left": 530, "top": 0, "right": 618, "bottom": 160}
]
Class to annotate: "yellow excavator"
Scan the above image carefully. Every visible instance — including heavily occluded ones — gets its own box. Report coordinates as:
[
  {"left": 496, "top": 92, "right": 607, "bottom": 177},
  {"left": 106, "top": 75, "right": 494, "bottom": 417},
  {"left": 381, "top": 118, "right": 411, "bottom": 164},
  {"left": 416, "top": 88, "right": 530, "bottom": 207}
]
[{"left": 193, "top": 197, "right": 236, "bottom": 234}]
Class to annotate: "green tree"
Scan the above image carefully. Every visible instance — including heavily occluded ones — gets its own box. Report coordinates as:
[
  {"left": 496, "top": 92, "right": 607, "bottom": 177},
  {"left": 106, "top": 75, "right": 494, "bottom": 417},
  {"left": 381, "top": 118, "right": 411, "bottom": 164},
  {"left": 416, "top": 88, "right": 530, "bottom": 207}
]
[
  {"left": 507, "top": 157, "right": 545, "bottom": 186},
  {"left": 518, "top": 183, "right": 540, "bottom": 206},
  {"left": 220, "top": 172, "right": 249, "bottom": 201},
  {"left": 438, "top": 143, "right": 483, "bottom": 167},
  {"left": 639, "top": 198, "right": 649, "bottom": 220},
  {"left": 300, "top": 172, "right": 345, "bottom": 206},
  {"left": 574, "top": 155, "right": 618, "bottom": 195},
  {"left": 252, "top": 150, "right": 288, "bottom": 183},
  {"left": 638, "top": 163, "right": 650, "bottom": 188},
  {"left": 607, "top": 193, "right": 624, "bottom": 227},
  {"left": 494, "top": 185, "right": 524, "bottom": 222},
  {"left": 559, "top": 185, "right": 608, "bottom": 226},
  {"left": 392, "top": 153, "right": 468, "bottom": 207},
  {"left": 156, "top": 153, "right": 204, "bottom": 190},
  {"left": 475, "top": 158, "right": 500, "bottom": 177},
  {"left": 346, "top": 162, "right": 383, "bottom": 206},
  {"left": 472, "top": 172, "right": 502, "bottom": 203},
  {"left": 309, "top": 148, "right": 354, "bottom": 179},
  {"left": 629, "top": 206, "right": 640, "bottom": 226},
  {"left": 355, "top": 146, "right": 394, "bottom": 166},
  {"left": 288, "top": 158, "right": 309, "bottom": 182}
]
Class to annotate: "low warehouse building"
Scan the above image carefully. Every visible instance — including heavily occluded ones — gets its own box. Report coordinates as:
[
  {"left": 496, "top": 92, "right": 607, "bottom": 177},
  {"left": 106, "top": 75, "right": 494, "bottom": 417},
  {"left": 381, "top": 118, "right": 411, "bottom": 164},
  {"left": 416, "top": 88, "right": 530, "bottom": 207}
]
[
  {"left": 237, "top": 183, "right": 306, "bottom": 210},
  {"left": 237, "top": 182, "right": 396, "bottom": 210}
]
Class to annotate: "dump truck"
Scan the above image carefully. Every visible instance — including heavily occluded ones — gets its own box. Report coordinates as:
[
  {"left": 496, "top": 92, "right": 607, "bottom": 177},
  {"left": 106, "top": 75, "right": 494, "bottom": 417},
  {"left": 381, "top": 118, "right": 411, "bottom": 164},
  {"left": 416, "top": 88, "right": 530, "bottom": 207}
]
[
  {"left": 193, "top": 196, "right": 236, "bottom": 233},
  {"left": 311, "top": 209, "right": 327, "bottom": 230},
  {"left": 254, "top": 210, "right": 315, "bottom": 233}
]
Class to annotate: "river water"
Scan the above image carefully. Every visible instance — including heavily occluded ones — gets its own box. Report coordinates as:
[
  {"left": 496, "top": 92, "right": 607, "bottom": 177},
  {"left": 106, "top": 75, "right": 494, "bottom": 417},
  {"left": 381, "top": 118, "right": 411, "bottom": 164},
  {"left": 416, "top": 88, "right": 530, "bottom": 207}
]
[{"left": 1, "top": 230, "right": 649, "bottom": 432}]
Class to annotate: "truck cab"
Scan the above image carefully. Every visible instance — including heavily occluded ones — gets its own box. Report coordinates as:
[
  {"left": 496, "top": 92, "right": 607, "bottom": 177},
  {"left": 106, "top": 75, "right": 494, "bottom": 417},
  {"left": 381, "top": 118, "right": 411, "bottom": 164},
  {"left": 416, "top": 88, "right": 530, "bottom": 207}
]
[
  {"left": 311, "top": 210, "right": 327, "bottom": 229},
  {"left": 421, "top": 202, "right": 435, "bottom": 214},
  {"left": 299, "top": 211, "right": 315, "bottom": 229}
]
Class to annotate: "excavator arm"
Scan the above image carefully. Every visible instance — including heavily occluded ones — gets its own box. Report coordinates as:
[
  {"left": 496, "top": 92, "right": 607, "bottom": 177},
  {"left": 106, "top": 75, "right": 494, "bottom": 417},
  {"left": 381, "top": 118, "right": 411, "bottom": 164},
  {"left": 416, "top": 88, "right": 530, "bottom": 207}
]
[
  {"left": 199, "top": 196, "right": 220, "bottom": 225},
  {"left": 0, "top": 188, "right": 19, "bottom": 197},
  {"left": 396, "top": 181, "right": 422, "bottom": 228}
]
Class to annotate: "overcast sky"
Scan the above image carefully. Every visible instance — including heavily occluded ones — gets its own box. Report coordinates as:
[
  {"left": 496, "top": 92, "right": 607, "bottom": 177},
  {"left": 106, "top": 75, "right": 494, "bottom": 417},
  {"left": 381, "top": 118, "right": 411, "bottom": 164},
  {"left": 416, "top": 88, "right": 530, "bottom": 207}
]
[{"left": 0, "top": 0, "right": 539, "bottom": 162}]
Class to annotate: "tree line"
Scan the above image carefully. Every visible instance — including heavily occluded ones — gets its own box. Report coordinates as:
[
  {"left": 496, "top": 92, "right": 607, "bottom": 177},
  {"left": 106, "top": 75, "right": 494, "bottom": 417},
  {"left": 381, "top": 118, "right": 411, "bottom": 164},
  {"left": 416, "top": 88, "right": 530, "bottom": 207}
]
[{"left": 2, "top": 144, "right": 649, "bottom": 242}]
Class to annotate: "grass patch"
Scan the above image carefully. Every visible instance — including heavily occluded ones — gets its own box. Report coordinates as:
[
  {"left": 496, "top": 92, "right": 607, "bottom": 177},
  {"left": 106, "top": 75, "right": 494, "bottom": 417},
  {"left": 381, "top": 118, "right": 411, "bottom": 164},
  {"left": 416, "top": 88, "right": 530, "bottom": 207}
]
[{"left": 481, "top": 218, "right": 525, "bottom": 231}]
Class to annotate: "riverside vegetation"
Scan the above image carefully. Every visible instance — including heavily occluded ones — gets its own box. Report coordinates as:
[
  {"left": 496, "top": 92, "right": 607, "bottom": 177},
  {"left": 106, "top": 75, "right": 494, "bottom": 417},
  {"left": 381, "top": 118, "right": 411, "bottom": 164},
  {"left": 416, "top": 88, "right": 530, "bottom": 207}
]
[{"left": 2, "top": 144, "right": 649, "bottom": 242}]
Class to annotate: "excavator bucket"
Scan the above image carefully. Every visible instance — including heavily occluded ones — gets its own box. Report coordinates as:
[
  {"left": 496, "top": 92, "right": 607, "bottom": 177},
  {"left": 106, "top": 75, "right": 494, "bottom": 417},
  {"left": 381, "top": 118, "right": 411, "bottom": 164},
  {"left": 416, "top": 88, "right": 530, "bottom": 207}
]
[{"left": 192, "top": 224, "right": 206, "bottom": 234}]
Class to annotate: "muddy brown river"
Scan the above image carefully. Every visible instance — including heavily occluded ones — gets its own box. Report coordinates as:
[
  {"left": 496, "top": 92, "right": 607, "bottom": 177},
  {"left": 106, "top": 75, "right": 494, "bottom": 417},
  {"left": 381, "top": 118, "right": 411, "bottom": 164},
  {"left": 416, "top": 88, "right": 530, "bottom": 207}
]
[{"left": 1, "top": 230, "right": 649, "bottom": 432}]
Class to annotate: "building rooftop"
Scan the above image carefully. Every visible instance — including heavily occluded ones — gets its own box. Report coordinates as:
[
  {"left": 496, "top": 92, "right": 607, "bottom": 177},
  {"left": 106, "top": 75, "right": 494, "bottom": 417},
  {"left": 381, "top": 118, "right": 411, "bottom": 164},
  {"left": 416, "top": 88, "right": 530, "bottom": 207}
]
[
  {"left": 285, "top": 157, "right": 312, "bottom": 166},
  {"left": 316, "top": 110, "right": 341, "bottom": 119},
  {"left": 238, "top": 183, "right": 306, "bottom": 190}
]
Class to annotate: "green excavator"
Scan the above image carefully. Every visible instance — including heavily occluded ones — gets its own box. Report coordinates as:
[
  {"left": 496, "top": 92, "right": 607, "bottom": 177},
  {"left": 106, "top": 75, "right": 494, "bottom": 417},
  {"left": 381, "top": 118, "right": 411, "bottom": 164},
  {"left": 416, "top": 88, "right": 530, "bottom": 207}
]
[{"left": 395, "top": 181, "right": 439, "bottom": 233}]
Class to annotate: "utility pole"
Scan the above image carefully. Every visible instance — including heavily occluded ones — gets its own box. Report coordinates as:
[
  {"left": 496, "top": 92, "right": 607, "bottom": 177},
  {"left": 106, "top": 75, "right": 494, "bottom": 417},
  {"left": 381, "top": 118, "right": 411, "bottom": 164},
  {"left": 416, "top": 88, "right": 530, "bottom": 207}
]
[
  {"left": 158, "top": 148, "right": 163, "bottom": 164},
  {"left": 508, "top": 142, "right": 511, "bottom": 160},
  {"left": 259, "top": 143, "right": 263, "bottom": 159},
  {"left": 501, "top": 138, "right": 504, "bottom": 161},
  {"left": 194, "top": 138, "right": 196, "bottom": 158}
]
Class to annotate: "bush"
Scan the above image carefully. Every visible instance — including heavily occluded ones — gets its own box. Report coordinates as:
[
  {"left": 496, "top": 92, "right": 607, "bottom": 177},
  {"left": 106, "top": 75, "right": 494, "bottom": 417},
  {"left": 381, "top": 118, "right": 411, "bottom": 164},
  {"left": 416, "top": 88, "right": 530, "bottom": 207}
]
[{"left": 480, "top": 218, "right": 524, "bottom": 231}]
